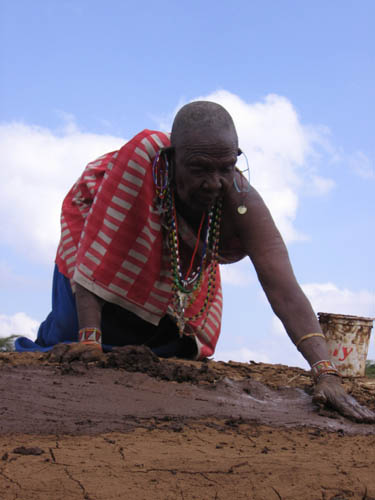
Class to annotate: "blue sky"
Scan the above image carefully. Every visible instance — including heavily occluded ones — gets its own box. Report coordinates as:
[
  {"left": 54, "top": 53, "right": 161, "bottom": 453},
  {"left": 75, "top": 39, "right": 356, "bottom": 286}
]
[{"left": 1, "top": 0, "right": 374, "bottom": 367}]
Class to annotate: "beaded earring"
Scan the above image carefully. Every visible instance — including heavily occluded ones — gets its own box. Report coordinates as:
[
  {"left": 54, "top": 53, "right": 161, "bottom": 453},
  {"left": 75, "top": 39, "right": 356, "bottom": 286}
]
[
  {"left": 234, "top": 149, "right": 251, "bottom": 215},
  {"left": 152, "top": 149, "right": 170, "bottom": 199}
]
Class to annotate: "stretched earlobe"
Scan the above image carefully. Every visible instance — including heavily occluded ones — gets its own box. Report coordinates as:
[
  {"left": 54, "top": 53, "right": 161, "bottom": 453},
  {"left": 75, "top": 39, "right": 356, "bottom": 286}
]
[
  {"left": 233, "top": 150, "right": 251, "bottom": 193},
  {"left": 234, "top": 149, "right": 251, "bottom": 215}
]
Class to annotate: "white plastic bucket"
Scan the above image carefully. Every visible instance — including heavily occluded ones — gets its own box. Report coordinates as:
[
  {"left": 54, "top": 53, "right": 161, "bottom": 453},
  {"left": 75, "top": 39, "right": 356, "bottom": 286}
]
[{"left": 317, "top": 312, "right": 374, "bottom": 377}]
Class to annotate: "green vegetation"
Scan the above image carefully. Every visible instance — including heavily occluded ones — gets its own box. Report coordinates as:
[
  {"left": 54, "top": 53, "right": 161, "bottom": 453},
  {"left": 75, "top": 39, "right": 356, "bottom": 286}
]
[
  {"left": 0, "top": 335, "right": 18, "bottom": 352},
  {"left": 365, "top": 360, "right": 375, "bottom": 378}
]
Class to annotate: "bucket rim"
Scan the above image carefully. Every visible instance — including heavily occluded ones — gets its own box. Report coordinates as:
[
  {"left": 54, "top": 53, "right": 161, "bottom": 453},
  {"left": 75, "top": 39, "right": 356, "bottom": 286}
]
[{"left": 317, "top": 312, "right": 375, "bottom": 322}]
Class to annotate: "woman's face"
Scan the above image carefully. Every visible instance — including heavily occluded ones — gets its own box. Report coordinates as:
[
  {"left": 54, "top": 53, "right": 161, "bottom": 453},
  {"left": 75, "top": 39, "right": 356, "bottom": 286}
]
[{"left": 172, "top": 131, "right": 238, "bottom": 215}]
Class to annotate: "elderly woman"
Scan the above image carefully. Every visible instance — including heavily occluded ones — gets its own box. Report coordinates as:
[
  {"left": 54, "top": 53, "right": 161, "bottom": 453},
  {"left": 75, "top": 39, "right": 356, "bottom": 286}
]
[{"left": 16, "top": 101, "right": 374, "bottom": 423}]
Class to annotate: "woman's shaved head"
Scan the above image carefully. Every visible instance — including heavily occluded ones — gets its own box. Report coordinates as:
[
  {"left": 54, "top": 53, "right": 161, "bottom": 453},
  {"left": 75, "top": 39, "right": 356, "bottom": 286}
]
[{"left": 171, "top": 101, "right": 238, "bottom": 149}]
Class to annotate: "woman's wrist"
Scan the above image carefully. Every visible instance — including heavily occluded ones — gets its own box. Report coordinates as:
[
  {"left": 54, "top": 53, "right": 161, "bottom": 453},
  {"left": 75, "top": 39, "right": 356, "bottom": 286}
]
[
  {"left": 78, "top": 327, "right": 102, "bottom": 345},
  {"left": 310, "top": 359, "right": 340, "bottom": 383}
]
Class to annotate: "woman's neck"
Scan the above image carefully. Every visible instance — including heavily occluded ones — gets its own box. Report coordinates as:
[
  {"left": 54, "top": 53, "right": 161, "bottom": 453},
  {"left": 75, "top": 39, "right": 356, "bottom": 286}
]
[{"left": 173, "top": 191, "right": 205, "bottom": 229}]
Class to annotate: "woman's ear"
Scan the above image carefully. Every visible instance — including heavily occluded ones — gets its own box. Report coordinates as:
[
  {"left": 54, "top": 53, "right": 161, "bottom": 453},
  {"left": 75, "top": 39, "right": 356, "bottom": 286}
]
[
  {"left": 161, "top": 146, "right": 174, "bottom": 159},
  {"left": 160, "top": 147, "right": 174, "bottom": 182}
]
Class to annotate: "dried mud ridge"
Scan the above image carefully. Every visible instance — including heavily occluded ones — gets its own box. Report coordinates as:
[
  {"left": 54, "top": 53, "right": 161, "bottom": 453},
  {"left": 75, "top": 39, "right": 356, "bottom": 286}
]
[
  {"left": 0, "top": 345, "right": 374, "bottom": 435},
  {"left": 98, "top": 345, "right": 219, "bottom": 384},
  {"left": 1, "top": 347, "right": 375, "bottom": 499}
]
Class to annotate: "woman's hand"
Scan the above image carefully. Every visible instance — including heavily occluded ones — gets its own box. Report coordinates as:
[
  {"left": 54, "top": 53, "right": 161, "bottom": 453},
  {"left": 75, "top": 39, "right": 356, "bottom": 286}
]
[
  {"left": 313, "top": 374, "right": 375, "bottom": 423},
  {"left": 47, "top": 342, "right": 104, "bottom": 363}
]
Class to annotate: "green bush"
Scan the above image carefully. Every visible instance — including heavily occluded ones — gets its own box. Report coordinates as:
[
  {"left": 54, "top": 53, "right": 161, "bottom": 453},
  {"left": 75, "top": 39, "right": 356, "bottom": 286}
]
[
  {"left": 0, "top": 335, "right": 18, "bottom": 352},
  {"left": 365, "top": 360, "right": 375, "bottom": 377}
]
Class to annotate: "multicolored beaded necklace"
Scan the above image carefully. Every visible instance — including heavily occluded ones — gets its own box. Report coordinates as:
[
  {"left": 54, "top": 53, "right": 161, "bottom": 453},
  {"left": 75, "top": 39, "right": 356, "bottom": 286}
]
[
  {"left": 167, "top": 190, "right": 222, "bottom": 335},
  {"left": 153, "top": 149, "right": 223, "bottom": 336}
]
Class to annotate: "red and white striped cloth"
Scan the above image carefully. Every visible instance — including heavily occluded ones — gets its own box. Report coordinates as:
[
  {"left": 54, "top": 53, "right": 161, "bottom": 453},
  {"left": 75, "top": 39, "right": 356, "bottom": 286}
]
[{"left": 55, "top": 129, "right": 223, "bottom": 359}]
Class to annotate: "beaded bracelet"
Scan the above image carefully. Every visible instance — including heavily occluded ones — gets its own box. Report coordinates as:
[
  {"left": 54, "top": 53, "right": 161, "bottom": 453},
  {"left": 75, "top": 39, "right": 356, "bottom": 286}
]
[
  {"left": 295, "top": 332, "right": 326, "bottom": 349},
  {"left": 311, "top": 359, "right": 340, "bottom": 383},
  {"left": 78, "top": 327, "right": 102, "bottom": 345}
]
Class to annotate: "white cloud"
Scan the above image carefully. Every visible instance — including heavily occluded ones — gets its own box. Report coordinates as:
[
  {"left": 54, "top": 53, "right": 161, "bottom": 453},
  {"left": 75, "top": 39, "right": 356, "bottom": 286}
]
[
  {"left": 0, "top": 120, "right": 125, "bottom": 264},
  {"left": 301, "top": 282, "right": 375, "bottom": 318},
  {"left": 0, "top": 312, "right": 39, "bottom": 340},
  {"left": 349, "top": 151, "right": 374, "bottom": 180}
]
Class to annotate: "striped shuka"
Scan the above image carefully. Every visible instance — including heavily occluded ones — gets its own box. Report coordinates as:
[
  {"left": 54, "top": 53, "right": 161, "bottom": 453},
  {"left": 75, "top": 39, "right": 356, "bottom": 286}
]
[{"left": 55, "top": 129, "right": 223, "bottom": 359}]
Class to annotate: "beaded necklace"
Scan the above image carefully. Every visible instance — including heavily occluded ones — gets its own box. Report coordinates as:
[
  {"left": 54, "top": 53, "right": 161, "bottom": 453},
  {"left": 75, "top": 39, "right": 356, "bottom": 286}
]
[
  {"left": 169, "top": 191, "right": 209, "bottom": 290},
  {"left": 166, "top": 189, "right": 222, "bottom": 335},
  {"left": 152, "top": 149, "right": 223, "bottom": 335}
]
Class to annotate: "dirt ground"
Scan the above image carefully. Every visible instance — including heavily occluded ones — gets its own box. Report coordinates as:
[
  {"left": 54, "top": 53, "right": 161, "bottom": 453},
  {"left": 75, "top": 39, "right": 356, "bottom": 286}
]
[{"left": 0, "top": 348, "right": 375, "bottom": 500}]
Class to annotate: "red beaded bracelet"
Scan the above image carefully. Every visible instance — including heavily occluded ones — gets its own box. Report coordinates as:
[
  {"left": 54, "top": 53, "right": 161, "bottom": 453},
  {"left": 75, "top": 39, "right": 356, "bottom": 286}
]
[
  {"left": 311, "top": 359, "right": 340, "bottom": 382},
  {"left": 78, "top": 327, "right": 102, "bottom": 344}
]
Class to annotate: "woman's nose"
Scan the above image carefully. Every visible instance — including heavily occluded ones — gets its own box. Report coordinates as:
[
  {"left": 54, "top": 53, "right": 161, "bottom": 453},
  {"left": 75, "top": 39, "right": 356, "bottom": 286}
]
[{"left": 202, "top": 173, "right": 222, "bottom": 191}]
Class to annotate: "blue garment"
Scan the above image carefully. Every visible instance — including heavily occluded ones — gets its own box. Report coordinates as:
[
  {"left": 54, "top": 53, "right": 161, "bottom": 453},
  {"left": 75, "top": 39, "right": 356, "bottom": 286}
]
[
  {"left": 16, "top": 266, "right": 79, "bottom": 352},
  {"left": 15, "top": 266, "right": 196, "bottom": 358}
]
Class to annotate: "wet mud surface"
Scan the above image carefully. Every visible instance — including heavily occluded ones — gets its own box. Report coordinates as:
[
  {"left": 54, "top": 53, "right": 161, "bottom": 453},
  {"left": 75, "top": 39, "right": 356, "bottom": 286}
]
[{"left": 1, "top": 347, "right": 375, "bottom": 499}]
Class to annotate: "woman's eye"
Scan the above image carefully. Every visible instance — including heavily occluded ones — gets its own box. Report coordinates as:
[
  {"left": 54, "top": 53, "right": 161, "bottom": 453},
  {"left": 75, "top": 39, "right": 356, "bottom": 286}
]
[
  {"left": 190, "top": 166, "right": 205, "bottom": 174},
  {"left": 222, "top": 166, "right": 234, "bottom": 174}
]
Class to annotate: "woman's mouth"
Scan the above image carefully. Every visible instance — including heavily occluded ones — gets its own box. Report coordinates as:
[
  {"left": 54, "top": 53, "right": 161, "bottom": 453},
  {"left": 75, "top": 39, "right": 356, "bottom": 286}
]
[{"left": 196, "top": 194, "right": 216, "bottom": 207}]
